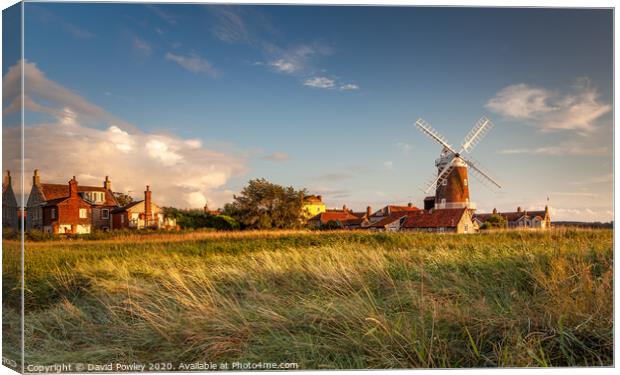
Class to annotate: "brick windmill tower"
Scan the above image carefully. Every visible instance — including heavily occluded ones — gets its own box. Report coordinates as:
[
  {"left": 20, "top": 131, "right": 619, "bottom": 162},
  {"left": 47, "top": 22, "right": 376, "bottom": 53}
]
[{"left": 415, "top": 117, "right": 501, "bottom": 210}]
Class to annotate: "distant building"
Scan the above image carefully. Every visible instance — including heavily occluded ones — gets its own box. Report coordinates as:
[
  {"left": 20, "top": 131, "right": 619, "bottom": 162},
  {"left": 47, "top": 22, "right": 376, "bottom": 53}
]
[
  {"left": 401, "top": 208, "right": 475, "bottom": 234},
  {"left": 366, "top": 212, "right": 410, "bottom": 232},
  {"left": 302, "top": 194, "right": 326, "bottom": 219},
  {"left": 111, "top": 186, "right": 176, "bottom": 230},
  {"left": 367, "top": 204, "right": 420, "bottom": 224},
  {"left": 474, "top": 206, "right": 551, "bottom": 229},
  {"left": 203, "top": 203, "right": 221, "bottom": 216},
  {"left": 2, "top": 171, "right": 19, "bottom": 230},
  {"left": 26, "top": 170, "right": 119, "bottom": 233},
  {"left": 307, "top": 208, "right": 360, "bottom": 229},
  {"left": 40, "top": 177, "right": 94, "bottom": 234}
]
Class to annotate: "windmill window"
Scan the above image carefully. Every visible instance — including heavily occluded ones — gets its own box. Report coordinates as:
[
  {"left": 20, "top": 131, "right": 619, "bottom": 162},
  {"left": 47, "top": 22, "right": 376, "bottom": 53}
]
[
  {"left": 442, "top": 179, "right": 448, "bottom": 186},
  {"left": 464, "top": 179, "right": 468, "bottom": 186}
]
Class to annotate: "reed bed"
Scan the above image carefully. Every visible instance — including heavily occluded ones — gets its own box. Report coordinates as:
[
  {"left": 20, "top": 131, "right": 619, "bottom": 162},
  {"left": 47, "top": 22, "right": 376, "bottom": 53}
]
[{"left": 2, "top": 228, "right": 613, "bottom": 368}]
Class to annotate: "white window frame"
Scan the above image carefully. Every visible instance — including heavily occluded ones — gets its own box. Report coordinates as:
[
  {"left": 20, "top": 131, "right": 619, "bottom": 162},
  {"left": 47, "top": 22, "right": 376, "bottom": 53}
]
[
  {"left": 79, "top": 208, "right": 88, "bottom": 219},
  {"left": 442, "top": 179, "right": 448, "bottom": 186}
]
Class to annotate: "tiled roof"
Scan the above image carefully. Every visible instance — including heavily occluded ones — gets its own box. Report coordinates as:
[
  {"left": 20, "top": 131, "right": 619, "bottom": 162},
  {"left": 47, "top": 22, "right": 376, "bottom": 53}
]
[
  {"left": 38, "top": 183, "right": 118, "bottom": 206},
  {"left": 309, "top": 210, "right": 359, "bottom": 224},
  {"left": 388, "top": 205, "right": 420, "bottom": 212},
  {"left": 303, "top": 195, "right": 323, "bottom": 204},
  {"left": 43, "top": 197, "right": 70, "bottom": 206},
  {"left": 474, "top": 210, "right": 547, "bottom": 223},
  {"left": 368, "top": 213, "right": 408, "bottom": 228},
  {"left": 402, "top": 208, "right": 467, "bottom": 229},
  {"left": 112, "top": 200, "right": 144, "bottom": 213}
]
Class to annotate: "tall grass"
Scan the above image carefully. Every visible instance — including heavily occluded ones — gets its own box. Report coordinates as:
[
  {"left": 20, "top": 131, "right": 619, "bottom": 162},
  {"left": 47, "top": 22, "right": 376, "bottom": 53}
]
[{"left": 2, "top": 228, "right": 613, "bottom": 368}]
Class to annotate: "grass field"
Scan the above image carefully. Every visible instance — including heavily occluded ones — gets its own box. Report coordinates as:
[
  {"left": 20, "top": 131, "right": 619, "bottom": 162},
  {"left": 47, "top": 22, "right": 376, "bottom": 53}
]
[{"left": 2, "top": 229, "right": 613, "bottom": 369}]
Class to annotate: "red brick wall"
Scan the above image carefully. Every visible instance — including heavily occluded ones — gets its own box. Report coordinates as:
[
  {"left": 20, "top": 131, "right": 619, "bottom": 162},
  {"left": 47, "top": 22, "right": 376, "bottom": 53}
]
[
  {"left": 42, "top": 196, "right": 91, "bottom": 230},
  {"left": 435, "top": 166, "right": 470, "bottom": 204}
]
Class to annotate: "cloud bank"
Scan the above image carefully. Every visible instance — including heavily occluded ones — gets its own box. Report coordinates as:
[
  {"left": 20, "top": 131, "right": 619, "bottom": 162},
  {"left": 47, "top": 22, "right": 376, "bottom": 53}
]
[
  {"left": 3, "top": 60, "right": 246, "bottom": 208},
  {"left": 486, "top": 78, "right": 611, "bottom": 133}
]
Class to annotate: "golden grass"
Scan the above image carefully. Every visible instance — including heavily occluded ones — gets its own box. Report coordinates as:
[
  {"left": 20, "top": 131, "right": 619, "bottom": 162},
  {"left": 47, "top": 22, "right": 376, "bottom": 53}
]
[{"left": 2, "top": 228, "right": 613, "bottom": 368}]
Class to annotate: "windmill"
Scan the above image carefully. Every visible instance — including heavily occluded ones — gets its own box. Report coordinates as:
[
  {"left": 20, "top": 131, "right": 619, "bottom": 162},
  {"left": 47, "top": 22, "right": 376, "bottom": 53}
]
[{"left": 415, "top": 117, "right": 501, "bottom": 210}]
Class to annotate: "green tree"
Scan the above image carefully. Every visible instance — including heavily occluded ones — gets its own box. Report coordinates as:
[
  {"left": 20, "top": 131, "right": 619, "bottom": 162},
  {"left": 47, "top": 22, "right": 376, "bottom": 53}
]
[
  {"left": 225, "top": 178, "right": 306, "bottom": 229},
  {"left": 113, "top": 192, "right": 134, "bottom": 207},
  {"left": 480, "top": 213, "right": 507, "bottom": 229}
]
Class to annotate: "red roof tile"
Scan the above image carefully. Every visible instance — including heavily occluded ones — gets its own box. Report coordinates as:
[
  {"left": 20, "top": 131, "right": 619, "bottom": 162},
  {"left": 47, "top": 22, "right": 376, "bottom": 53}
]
[
  {"left": 39, "top": 183, "right": 118, "bottom": 206},
  {"left": 310, "top": 210, "right": 359, "bottom": 224},
  {"left": 388, "top": 205, "right": 420, "bottom": 212},
  {"left": 368, "top": 212, "right": 408, "bottom": 228},
  {"left": 402, "top": 208, "right": 467, "bottom": 229}
]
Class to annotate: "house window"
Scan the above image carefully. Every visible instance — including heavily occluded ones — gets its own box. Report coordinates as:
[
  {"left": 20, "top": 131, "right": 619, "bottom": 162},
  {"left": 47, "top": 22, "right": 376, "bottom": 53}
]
[
  {"left": 464, "top": 224, "right": 469, "bottom": 233},
  {"left": 51, "top": 208, "right": 56, "bottom": 219},
  {"left": 101, "top": 209, "right": 109, "bottom": 219},
  {"left": 441, "top": 198, "right": 446, "bottom": 205},
  {"left": 79, "top": 208, "right": 88, "bottom": 218},
  {"left": 120, "top": 215, "right": 125, "bottom": 224}
]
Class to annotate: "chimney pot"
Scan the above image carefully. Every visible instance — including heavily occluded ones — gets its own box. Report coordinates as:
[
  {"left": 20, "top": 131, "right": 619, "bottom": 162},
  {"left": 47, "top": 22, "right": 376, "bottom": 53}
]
[
  {"left": 104, "top": 176, "right": 111, "bottom": 190},
  {"left": 33, "top": 169, "right": 40, "bottom": 185},
  {"left": 517, "top": 206, "right": 522, "bottom": 213},
  {"left": 144, "top": 185, "right": 153, "bottom": 226},
  {"left": 366, "top": 206, "right": 372, "bottom": 217},
  {"left": 408, "top": 202, "right": 412, "bottom": 207},
  {"left": 69, "top": 177, "right": 78, "bottom": 197}
]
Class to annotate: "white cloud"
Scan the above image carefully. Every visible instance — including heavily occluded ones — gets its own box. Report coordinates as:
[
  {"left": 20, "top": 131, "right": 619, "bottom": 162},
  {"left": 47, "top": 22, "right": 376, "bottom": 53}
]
[
  {"left": 133, "top": 37, "right": 152, "bottom": 56},
  {"left": 303, "top": 76, "right": 335, "bottom": 89},
  {"left": 2, "top": 60, "right": 246, "bottom": 209},
  {"left": 146, "top": 5, "right": 178, "bottom": 25},
  {"left": 261, "top": 152, "right": 291, "bottom": 161},
  {"left": 486, "top": 78, "right": 611, "bottom": 133},
  {"left": 270, "top": 59, "right": 299, "bottom": 73},
  {"left": 209, "top": 6, "right": 249, "bottom": 44},
  {"left": 500, "top": 142, "right": 608, "bottom": 156},
  {"left": 383, "top": 161, "right": 394, "bottom": 170},
  {"left": 340, "top": 83, "right": 359, "bottom": 91},
  {"left": 267, "top": 44, "right": 331, "bottom": 75},
  {"left": 570, "top": 173, "right": 613, "bottom": 185},
  {"left": 165, "top": 52, "right": 218, "bottom": 77},
  {"left": 396, "top": 142, "right": 412, "bottom": 154}
]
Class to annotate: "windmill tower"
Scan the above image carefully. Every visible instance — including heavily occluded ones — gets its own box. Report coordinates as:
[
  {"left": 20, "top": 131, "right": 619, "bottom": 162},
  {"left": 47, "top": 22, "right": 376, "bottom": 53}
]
[{"left": 415, "top": 117, "right": 501, "bottom": 210}]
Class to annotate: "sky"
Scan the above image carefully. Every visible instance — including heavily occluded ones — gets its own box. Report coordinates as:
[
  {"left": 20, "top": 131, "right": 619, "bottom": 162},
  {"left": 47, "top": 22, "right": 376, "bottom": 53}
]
[{"left": 2, "top": 3, "right": 614, "bottom": 221}]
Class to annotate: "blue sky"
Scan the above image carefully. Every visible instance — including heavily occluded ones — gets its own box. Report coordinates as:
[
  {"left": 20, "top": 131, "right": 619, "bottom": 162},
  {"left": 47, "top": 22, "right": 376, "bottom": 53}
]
[{"left": 3, "top": 3, "right": 613, "bottom": 220}]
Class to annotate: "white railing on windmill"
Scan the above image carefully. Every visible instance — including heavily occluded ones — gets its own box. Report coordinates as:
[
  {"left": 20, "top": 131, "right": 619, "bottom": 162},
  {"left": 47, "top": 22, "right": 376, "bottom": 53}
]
[{"left": 414, "top": 116, "right": 502, "bottom": 196}]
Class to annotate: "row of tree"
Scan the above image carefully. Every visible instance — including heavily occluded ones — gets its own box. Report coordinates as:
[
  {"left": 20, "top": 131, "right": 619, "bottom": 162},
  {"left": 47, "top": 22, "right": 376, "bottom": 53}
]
[{"left": 163, "top": 179, "right": 308, "bottom": 231}]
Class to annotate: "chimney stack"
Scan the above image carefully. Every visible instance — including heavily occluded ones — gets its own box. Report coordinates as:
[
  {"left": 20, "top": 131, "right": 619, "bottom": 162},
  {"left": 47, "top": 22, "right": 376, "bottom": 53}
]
[
  {"left": 317, "top": 195, "right": 322, "bottom": 201},
  {"left": 33, "top": 169, "right": 40, "bottom": 186},
  {"left": 144, "top": 185, "right": 152, "bottom": 224},
  {"left": 104, "top": 176, "right": 111, "bottom": 190},
  {"left": 407, "top": 202, "right": 413, "bottom": 207},
  {"left": 366, "top": 206, "right": 372, "bottom": 218},
  {"left": 492, "top": 208, "right": 497, "bottom": 214},
  {"left": 69, "top": 176, "right": 78, "bottom": 197},
  {"left": 517, "top": 206, "right": 522, "bottom": 213},
  {"left": 5, "top": 170, "right": 11, "bottom": 187},
  {"left": 342, "top": 204, "right": 348, "bottom": 212}
]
